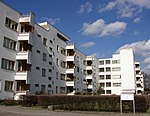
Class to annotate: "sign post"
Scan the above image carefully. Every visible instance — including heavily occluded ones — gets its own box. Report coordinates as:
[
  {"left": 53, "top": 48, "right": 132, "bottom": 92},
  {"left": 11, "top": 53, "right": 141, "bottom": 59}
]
[{"left": 120, "top": 90, "right": 135, "bottom": 114}]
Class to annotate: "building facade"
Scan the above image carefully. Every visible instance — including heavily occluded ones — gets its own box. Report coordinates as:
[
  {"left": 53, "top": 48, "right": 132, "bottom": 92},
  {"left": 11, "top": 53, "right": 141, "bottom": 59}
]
[
  {"left": 0, "top": 1, "right": 144, "bottom": 99},
  {"left": 98, "top": 49, "right": 144, "bottom": 95}
]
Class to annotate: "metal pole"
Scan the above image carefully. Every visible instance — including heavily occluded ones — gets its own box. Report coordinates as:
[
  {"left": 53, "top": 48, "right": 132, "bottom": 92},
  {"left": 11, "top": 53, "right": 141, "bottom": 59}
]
[
  {"left": 120, "top": 99, "right": 122, "bottom": 114},
  {"left": 133, "top": 100, "right": 135, "bottom": 115}
]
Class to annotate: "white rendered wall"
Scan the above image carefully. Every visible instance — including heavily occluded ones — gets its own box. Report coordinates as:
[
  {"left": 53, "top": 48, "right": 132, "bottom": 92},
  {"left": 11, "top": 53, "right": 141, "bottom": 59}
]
[
  {"left": 0, "top": 1, "right": 20, "bottom": 99},
  {"left": 120, "top": 49, "right": 136, "bottom": 93}
]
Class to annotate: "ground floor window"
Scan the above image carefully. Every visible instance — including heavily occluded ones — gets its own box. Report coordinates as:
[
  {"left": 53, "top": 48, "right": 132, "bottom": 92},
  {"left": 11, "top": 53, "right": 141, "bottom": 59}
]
[{"left": 5, "top": 81, "right": 13, "bottom": 91}]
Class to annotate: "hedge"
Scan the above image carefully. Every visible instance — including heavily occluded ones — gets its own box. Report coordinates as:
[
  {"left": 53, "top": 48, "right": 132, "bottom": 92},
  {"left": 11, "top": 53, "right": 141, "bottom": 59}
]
[{"left": 20, "top": 95, "right": 149, "bottom": 112}]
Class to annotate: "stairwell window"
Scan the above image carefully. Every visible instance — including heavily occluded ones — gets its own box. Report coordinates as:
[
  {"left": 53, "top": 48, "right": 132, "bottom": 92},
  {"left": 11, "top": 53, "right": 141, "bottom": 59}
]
[
  {"left": 43, "top": 38, "right": 47, "bottom": 46},
  {"left": 43, "top": 53, "right": 47, "bottom": 61},
  {"left": 42, "top": 68, "right": 46, "bottom": 77},
  {"left": 3, "top": 37, "right": 16, "bottom": 50},
  {"left": 56, "top": 58, "right": 59, "bottom": 66}
]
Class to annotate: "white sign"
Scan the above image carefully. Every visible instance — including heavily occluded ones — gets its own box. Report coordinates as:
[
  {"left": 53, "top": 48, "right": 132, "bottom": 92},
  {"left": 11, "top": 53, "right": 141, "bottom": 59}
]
[{"left": 121, "top": 93, "right": 134, "bottom": 100}]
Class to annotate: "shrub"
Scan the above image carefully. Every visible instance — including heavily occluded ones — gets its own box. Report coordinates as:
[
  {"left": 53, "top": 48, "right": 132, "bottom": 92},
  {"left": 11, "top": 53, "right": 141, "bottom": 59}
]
[
  {"left": 20, "top": 95, "right": 149, "bottom": 112},
  {"left": 21, "top": 95, "right": 38, "bottom": 106},
  {"left": 0, "top": 99, "right": 18, "bottom": 106}
]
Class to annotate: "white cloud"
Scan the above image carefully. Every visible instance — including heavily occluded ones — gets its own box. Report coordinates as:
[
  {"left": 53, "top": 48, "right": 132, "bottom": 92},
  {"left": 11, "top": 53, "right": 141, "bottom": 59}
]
[
  {"left": 79, "top": 2, "right": 93, "bottom": 14},
  {"left": 133, "top": 17, "right": 141, "bottom": 23},
  {"left": 128, "top": 0, "right": 150, "bottom": 9},
  {"left": 42, "top": 17, "right": 60, "bottom": 25},
  {"left": 81, "top": 18, "right": 127, "bottom": 37},
  {"left": 99, "top": 0, "right": 150, "bottom": 18},
  {"left": 99, "top": 1, "right": 117, "bottom": 13},
  {"left": 80, "top": 41, "right": 96, "bottom": 48},
  {"left": 100, "top": 22, "right": 127, "bottom": 37},
  {"left": 116, "top": 39, "right": 150, "bottom": 73}
]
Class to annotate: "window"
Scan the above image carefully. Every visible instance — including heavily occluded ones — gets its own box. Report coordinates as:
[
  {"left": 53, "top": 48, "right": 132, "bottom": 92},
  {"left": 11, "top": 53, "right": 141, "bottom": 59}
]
[
  {"left": 112, "top": 67, "right": 121, "bottom": 71},
  {"left": 1, "top": 58, "right": 15, "bottom": 70},
  {"left": 49, "top": 54, "right": 52, "bottom": 58},
  {"left": 3, "top": 37, "right": 16, "bottom": 50},
  {"left": 49, "top": 47, "right": 53, "bottom": 51},
  {"left": 61, "top": 47, "right": 66, "bottom": 55},
  {"left": 106, "top": 90, "right": 111, "bottom": 94},
  {"left": 35, "top": 84, "right": 39, "bottom": 87},
  {"left": 100, "top": 75, "right": 104, "bottom": 80},
  {"left": 60, "top": 74, "right": 65, "bottom": 80},
  {"left": 106, "top": 82, "right": 111, "bottom": 87},
  {"left": 5, "top": 81, "right": 13, "bottom": 91},
  {"left": 112, "top": 60, "right": 120, "bottom": 64},
  {"left": 99, "top": 68, "right": 104, "bottom": 72},
  {"left": 56, "top": 86, "right": 58, "bottom": 94},
  {"left": 56, "top": 58, "right": 59, "bottom": 66},
  {"left": 99, "top": 61, "right": 104, "bottom": 65},
  {"left": 48, "top": 77, "right": 52, "bottom": 80},
  {"left": 43, "top": 53, "right": 47, "bottom": 61},
  {"left": 77, "top": 67, "right": 79, "bottom": 72},
  {"left": 49, "top": 61, "right": 52, "bottom": 65},
  {"left": 106, "top": 67, "right": 111, "bottom": 72},
  {"left": 43, "top": 38, "right": 47, "bottom": 46},
  {"left": 61, "top": 61, "right": 66, "bottom": 68},
  {"left": 106, "top": 75, "right": 111, "bottom": 79},
  {"left": 112, "top": 75, "right": 121, "bottom": 79},
  {"left": 100, "top": 83, "right": 105, "bottom": 87},
  {"left": 113, "top": 83, "right": 121, "bottom": 87},
  {"left": 48, "top": 84, "right": 51, "bottom": 88},
  {"left": 36, "top": 67, "right": 40, "bottom": 70},
  {"left": 5, "top": 17, "right": 18, "bottom": 31},
  {"left": 50, "top": 40, "right": 53, "bottom": 44},
  {"left": 37, "top": 34, "right": 41, "bottom": 38},
  {"left": 105, "top": 60, "right": 110, "bottom": 64},
  {"left": 42, "top": 68, "right": 46, "bottom": 77},
  {"left": 60, "top": 87, "right": 65, "bottom": 94},
  {"left": 49, "top": 69, "right": 52, "bottom": 72},
  {"left": 56, "top": 72, "right": 59, "bottom": 80},
  {"left": 37, "top": 50, "right": 40, "bottom": 54},
  {"left": 57, "top": 45, "right": 59, "bottom": 52},
  {"left": 0, "top": 80, "right": 1, "bottom": 91}
]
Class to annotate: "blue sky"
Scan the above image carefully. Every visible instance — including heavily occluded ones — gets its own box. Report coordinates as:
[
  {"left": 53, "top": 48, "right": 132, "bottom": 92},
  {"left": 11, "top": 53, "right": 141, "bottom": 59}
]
[{"left": 3, "top": 0, "right": 150, "bottom": 73}]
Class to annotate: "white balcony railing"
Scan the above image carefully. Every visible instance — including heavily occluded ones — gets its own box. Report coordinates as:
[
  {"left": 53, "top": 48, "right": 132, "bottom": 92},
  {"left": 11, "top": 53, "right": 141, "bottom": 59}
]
[
  {"left": 86, "top": 66, "right": 93, "bottom": 70},
  {"left": 87, "top": 84, "right": 93, "bottom": 89},
  {"left": 86, "top": 75, "right": 93, "bottom": 79},
  {"left": 16, "top": 51, "right": 31, "bottom": 64},
  {"left": 15, "top": 71, "right": 28, "bottom": 81},
  {"left": 66, "top": 68, "right": 74, "bottom": 74},
  {"left": 66, "top": 56, "right": 75, "bottom": 61},
  {"left": 18, "top": 33, "right": 33, "bottom": 45},
  {"left": 66, "top": 81, "right": 75, "bottom": 86}
]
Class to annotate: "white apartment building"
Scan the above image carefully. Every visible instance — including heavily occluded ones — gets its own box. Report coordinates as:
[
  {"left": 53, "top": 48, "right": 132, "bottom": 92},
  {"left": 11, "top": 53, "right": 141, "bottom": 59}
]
[
  {"left": 98, "top": 49, "right": 144, "bottom": 95},
  {"left": 0, "top": 1, "right": 144, "bottom": 99}
]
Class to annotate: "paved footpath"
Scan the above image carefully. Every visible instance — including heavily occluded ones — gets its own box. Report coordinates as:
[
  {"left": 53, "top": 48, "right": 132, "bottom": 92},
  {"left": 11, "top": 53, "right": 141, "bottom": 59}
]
[{"left": 0, "top": 106, "right": 149, "bottom": 116}]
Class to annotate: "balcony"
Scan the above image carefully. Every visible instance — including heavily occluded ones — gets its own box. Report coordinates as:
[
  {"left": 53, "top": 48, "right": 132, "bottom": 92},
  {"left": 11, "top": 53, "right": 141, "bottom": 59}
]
[
  {"left": 66, "top": 44, "right": 75, "bottom": 49},
  {"left": 16, "top": 51, "right": 31, "bottom": 64},
  {"left": 86, "top": 75, "right": 93, "bottom": 79},
  {"left": 67, "top": 90, "right": 75, "bottom": 95},
  {"left": 66, "top": 68, "right": 74, "bottom": 74},
  {"left": 87, "top": 84, "right": 93, "bottom": 89},
  {"left": 18, "top": 33, "right": 33, "bottom": 45},
  {"left": 15, "top": 71, "right": 30, "bottom": 83},
  {"left": 86, "top": 57, "right": 93, "bottom": 61},
  {"left": 66, "top": 81, "right": 75, "bottom": 86},
  {"left": 66, "top": 56, "right": 75, "bottom": 61},
  {"left": 19, "top": 12, "right": 35, "bottom": 26},
  {"left": 86, "top": 66, "right": 93, "bottom": 70}
]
